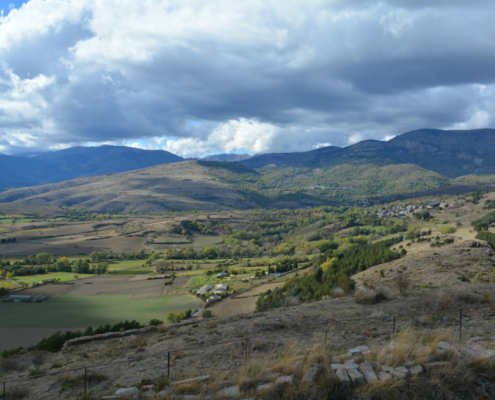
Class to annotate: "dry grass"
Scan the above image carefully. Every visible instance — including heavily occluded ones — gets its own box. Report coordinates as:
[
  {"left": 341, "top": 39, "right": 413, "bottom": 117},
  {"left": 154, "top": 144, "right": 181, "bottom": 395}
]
[{"left": 355, "top": 286, "right": 393, "bottom": 304}]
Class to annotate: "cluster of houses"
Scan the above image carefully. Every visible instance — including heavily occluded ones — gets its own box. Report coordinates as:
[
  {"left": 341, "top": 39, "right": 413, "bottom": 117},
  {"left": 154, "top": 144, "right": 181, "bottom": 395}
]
[
  {"left": 371, "top": 201, "right": 448, "bottom": 218},
  {"left": 195, "top": 283, "right": 229, "bottom": 305}
]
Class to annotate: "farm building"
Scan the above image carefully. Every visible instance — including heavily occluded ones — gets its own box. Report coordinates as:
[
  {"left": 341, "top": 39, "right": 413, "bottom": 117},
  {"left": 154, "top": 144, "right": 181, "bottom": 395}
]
[
  {"left": 216, "top": 272, "right": 228, "bottom": 279},
  {"left": 8, "top": 294, "right": 32, "bottom": 302},
  {"left": 213, "top": 283, "right": 228, "bottom": 295},
  {"left": 207, "top": 295, "right": 221, "bottom": 305},
  {"left": 198, "top": 284, "right": 214, "bottom": 295}
]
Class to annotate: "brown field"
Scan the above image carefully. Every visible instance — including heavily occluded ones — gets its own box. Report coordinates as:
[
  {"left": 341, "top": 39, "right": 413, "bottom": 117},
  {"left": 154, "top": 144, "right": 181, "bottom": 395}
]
[
  {"left": 1, "top": 283, "right": 72, "bottom": 299},
  {"left": 0, "top": 327, "right": 84, "bottom": 352},
  {"left": 61, "top": 276, "right": 190, "bottom": 299},
  {"left": 208, "top": 296, "right": 258, "bottom": 317},
  {"left": 237, "top": 282, "right": 283, "bottom": 297}
]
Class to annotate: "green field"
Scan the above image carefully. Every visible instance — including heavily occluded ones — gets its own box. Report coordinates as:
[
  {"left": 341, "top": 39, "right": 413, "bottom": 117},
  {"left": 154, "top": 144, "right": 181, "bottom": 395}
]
[
  {"left": 106, "top": 259, "right": 148, "bottom": 271},
  {"left": 12, "top": 272, "right": 94, "bottom": 284},
  {"left": 0, "top": 280, "right": 17, "bottom": 289},
  {"left": 186, "top": 275, "right": 229, "bottom": 288},
  {"left": 0, "top": 295, "right": 202, "bottom": 328}
]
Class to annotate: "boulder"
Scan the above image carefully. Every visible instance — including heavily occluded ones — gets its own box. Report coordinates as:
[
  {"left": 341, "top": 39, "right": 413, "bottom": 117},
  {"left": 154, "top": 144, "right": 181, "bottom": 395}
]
[
  {"left": 114, "top": 387, "right": 139, "bottom": 399},
  {"left": 378, "top": 371, "right": 392, "bottom": 381},
  {"left": 257, "top": 383, "right": 273, "bottom": 391},
  {"left": 409, "top": 365, "right": 423, "bottom": 376},
  {"left": 436, "top": 341, "right": 460, "bottom": 356},
  {"left": 330, "top": 363, "right": 359, "bottom": 370},
  {"left": 359, "top": 361, "right": 378, "bottom": 384},
  {"left": 171, "top": 375, "right": 210, "bottom": 386},
  {"left": 460, "top": 343, "right": 495, "bottom": 361},
  {"left": 219, "top": 386, "right": 241, "bottom": 398},
  {"left": 335, "top": 368, "right": 350, "bottom": 385},
  {"left": 302, "top": 366, "right": 322, "bottom": 383},
  {"left": 347, "top": 368, "right": 365, "bottom": 386},
  {"left": 275, "top": 376, "right": 294, "bottom": 386}
]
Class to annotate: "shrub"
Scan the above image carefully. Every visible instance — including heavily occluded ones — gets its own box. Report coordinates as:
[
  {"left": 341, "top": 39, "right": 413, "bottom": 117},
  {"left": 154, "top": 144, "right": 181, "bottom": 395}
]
[
  {"left": 201, "top": 310, "right": 213, "bottom": 319},
  {"left": 439, "top": 226, "right": 457, "bottom": 234},
  {"left": 6, "top": 385, "right": 29, "bottom": 400},
  {"left": 393, "top": 272, "right": 410, "bottom": 295},
  {"left": 166, "top": 312, "right": 177, "bottom": 323},
  {"left": 330, "top": 287, "right": 346, "bottom": 298},
  {"left": 149, "top": 318, "right": 164, "bottom": 326},
  {"left": 355, "top": 287, "right": 391, "bottom": 304},
  {"left": 185, "top": 309, "right": 192, "bottom": 318}
]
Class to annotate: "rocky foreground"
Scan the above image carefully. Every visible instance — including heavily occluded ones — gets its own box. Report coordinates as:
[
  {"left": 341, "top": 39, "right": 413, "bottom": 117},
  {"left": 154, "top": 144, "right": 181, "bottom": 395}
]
[{"left": 2, "top": 283, "right": 495, "bottom": 399}]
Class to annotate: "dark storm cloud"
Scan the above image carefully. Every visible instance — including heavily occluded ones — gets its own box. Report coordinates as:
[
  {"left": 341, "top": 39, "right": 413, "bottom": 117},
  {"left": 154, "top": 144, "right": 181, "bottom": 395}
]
[{"left": 0, "top": 0, "right": 494, "bottom": 156}]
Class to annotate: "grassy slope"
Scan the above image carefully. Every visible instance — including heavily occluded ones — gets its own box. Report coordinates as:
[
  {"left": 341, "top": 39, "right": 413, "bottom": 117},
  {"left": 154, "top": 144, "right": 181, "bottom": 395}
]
[{"left": 0, "top": 295, "right": 202, "bottom": 328}]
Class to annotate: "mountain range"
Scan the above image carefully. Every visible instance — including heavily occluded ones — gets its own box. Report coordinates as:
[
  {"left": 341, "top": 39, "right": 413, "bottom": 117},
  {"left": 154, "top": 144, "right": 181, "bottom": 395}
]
[
  {"left": 1, "top": 128, "right": 495, "bottom": 212},
  {"left": 240, "top": 128, "right": 495, "bottom": 177}
]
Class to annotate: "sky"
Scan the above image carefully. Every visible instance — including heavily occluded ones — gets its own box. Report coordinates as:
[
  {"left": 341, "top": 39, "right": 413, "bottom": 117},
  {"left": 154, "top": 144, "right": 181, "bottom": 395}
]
[{"left": 0, "top": 0, "right": 494, "bottom": 157}]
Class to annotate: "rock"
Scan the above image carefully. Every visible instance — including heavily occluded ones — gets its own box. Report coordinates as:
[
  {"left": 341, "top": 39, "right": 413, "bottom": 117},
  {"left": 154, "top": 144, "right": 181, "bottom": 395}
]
[
  {"left": 114, "top": 387, "right": 139, "bottom": 399},
  {"left": 275, "top": 376, "right": 294, "bottom": 386},
  {"left": 294, "top": 361, "right": 305, "bottom": 375},
  {"left": 142, "top": 390, "right": 157, "bottom": 399},
  {"left": 436, "top": 341, "right": 460, "bottom": 356},
  {"left": 378, "top": 371, "right": 392, "bottom": 381},
  {"left": 302, "top": 366, "right": 322, "bottom": 383},
  {"left": 359, "top": 361, "right": 378, "bottom": 383},
  {"left": 219, "top": 386, "right": 241, "bottom": 398},
  {"left": 409, "top": 365, "right": 423, "bottom": 376},
  {"left": 381, "top": 365, "right": 408, "bottom": 379},
  {"left": 257, "top": 383, "right": 273, "bottom": 391},
  {"left": 347, "top": 368, "right": 365, "bottom": 386},
  {"left": 141, "top": 385, "right": 155, "bottom": 391},
  {"left": 335, "top": 368, "right": 350, "bottom": 385},
  {"left": 344, "top": 358, "right": 357, "bottom": 365},
  {"left": 412, "top": 344, "right": 431, "bottom": 357},
  {"left": 395, "top": 366, "right": 410, "bottom": 378},
  {"left": 467, "top": 336, "right": 485, "bottom": 343},
  {"left": 171, "top": 375, "right": 210, "bottom": 386},
  {"left": 404, "top": 360, "right": 416, "bottom": 368},
  {"left": 198, "top": 340, "right": 204, "bottom": 345},
  {"left": 155, "top": 390, "right": 169, "bottom": 398},
  {"left": 349, "top": 346, "right": 369, "bottom": 356},
  {"left": 424, "top": 361, "right": 451, "bottom": 372},
  {"left": 460, "top": 343, "right": 495, "bottom": 361},
  {"left": 330, "top": 363, "right": 358, "bottom": 370}
]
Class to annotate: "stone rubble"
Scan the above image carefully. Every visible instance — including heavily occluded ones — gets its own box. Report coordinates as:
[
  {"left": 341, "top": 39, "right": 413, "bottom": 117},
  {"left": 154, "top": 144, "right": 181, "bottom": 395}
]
[{"left": 97, "top": 337, "right": 494, "bottom": 399}]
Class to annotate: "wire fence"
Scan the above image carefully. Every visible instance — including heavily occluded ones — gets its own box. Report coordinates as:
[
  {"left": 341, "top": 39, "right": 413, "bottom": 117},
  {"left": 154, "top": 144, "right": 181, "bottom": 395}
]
[{"left": 1, "top": 305, "right": 492, "bottom": 399}]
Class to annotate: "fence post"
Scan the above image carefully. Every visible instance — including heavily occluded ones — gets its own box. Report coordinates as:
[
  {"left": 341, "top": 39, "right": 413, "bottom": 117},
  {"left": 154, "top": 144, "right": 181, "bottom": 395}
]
[
  {"left": 244, "top": 339, "right": 249, "bottom": 364},
  {"left": 392, "top": 315, "right": 396, "bottom": 335},
  {"left": 84, "top": 367, "right": 87, "bottom": 396},
  {"left": 459, "top": 308, "right": 462, "bottom": 342},
  {"left": 167, "top": 352, "right": 171, "bottom": 379},
  {"left": 325, "top": 322, "right": 328, "bottom": 349}
]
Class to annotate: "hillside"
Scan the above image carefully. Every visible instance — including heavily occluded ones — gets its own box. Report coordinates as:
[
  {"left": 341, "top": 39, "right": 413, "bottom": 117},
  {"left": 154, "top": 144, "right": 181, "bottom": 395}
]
[
  {"left": 0, "top": 146, "right": 184, "bottom": 189},
  {"left": 242, "top": 128, "right": 495, "bottom": 177},
  {"left": 0, "top": 161, "right": 257, "bottom": 212}
]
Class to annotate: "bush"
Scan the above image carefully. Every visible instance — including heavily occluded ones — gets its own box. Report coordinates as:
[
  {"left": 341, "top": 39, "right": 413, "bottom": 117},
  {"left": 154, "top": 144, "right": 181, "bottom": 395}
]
[
  {"left": 166, "top": 312, "right": 177, "bottom": 323},
  {"left": 201, "top": 310, "right": 213, "bottom": 319},
  {"left": 393, "top": 273, "right": 410, "bottom": 295},
  {"left": 355, "top": 287, "right": 392, "bottom": 304},
  {"left": 149, "top": 318, "right": 164, "bottom": 326},
  {"left": 439, "top": 226, "right": 457, "bottom": 234}
]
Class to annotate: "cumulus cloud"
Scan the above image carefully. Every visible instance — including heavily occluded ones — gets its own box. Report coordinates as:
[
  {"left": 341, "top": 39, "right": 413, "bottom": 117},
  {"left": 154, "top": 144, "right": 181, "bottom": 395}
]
[{"left": 0, "top": 0, "right": 494, "bottom": 156}]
